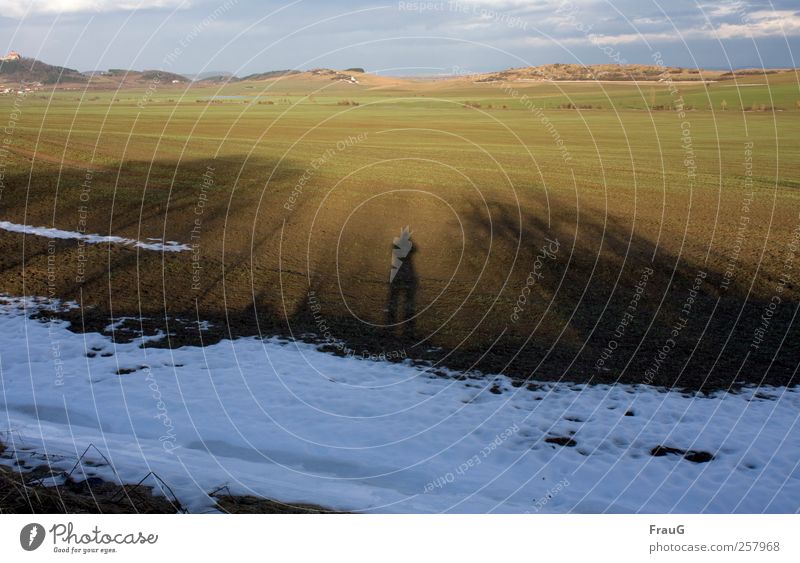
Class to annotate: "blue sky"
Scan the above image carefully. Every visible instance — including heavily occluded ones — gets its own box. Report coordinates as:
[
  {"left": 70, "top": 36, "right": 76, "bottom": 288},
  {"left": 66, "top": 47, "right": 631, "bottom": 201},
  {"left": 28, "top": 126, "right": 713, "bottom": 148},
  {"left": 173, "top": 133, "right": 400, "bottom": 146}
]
[{"left": 1, "top": 0, "right": 798, "bottom": 75}]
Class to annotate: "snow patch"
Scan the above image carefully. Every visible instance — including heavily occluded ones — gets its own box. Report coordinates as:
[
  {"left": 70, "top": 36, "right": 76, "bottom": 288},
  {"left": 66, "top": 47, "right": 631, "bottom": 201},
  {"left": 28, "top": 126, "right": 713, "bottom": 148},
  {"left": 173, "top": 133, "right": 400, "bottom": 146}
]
[
  {"left": 0, "top": 297, "right": 798, "bottom": 513},
  {"left": 0, "top": 221, "right": 190, "bottom": 252}
]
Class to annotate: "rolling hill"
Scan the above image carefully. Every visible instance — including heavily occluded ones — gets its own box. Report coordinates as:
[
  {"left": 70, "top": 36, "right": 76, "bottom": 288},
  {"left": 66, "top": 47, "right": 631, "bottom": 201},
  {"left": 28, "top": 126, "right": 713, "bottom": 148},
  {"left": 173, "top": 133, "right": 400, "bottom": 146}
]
[{"left": 0, "top": 56, "right": 87, "bottom": 85}]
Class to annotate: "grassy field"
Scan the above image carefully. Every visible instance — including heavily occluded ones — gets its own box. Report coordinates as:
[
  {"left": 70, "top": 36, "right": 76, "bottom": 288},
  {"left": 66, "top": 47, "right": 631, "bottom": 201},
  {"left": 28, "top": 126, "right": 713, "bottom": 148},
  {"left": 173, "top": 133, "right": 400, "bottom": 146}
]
[{"left": 1, "top": 71, "right": 798, "bottom": 389}]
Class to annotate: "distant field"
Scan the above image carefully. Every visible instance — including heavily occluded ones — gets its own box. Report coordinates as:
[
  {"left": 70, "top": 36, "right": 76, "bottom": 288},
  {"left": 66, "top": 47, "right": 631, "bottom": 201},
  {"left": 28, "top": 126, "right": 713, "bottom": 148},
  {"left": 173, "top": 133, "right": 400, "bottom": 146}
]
[{"left": 1, "top": 72, "right": 798, "bottom": 389}]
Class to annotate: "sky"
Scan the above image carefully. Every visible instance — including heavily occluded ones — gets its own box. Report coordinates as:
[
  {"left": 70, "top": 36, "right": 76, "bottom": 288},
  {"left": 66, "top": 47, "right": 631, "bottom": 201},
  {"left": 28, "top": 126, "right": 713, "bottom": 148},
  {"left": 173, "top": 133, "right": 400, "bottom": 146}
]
[{"left": 0, "top": 0, "right": 798, "bottom": 75}]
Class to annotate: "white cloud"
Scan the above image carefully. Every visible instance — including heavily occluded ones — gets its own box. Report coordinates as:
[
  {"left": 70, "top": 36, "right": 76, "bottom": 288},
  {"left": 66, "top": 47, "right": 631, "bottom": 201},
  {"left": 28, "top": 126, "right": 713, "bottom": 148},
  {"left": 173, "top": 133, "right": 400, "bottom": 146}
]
[
  {"left": 0, "top": 0, "right": 188, "bottom": 19},
  {"left": 525, "top": 5, "right": 800, "bottom": 47},
  {"left": 632, "top": 16, "right": 665, "bottom": 26},
  {"left": 715, "top": 10, "right": 800, "bottom": 39},
  {"left": 700, "top": 1, "right": 746, "bottom": 19},
  {"left": 584, "top": 31, "right": 676, "bottom": 45}
]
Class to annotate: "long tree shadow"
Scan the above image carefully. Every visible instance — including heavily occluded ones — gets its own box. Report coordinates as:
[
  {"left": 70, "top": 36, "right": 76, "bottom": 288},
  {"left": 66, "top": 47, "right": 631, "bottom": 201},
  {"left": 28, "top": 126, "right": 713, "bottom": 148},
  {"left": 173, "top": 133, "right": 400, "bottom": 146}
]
[
  {"left": 3, "top": 155, "right": 797, "bottom": 390},
  {"left": 456, "top": 196, "right": 799, "bottom": 391}
]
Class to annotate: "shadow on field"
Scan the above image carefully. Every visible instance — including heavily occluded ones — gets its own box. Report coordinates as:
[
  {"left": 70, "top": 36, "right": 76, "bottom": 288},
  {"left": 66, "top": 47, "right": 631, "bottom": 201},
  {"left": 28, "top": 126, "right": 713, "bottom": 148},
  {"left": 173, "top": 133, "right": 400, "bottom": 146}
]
[
  {"left": 459, "top": 198, "right": 799, "bottom": 391},
  {"left": 0, "top": 156, "right": 796, "bottom": 391},
  {"left": 386, "top": 237, "right": 418, "bottom": 340},
  {"left": 272, "top": 195, "right": 798, "bottom": 391}
]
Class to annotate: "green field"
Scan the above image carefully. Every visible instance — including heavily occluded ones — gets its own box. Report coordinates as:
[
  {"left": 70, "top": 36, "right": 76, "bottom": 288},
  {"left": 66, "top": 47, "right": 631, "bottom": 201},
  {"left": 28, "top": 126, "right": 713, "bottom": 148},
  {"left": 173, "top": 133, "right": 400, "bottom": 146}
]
[{"left": 1, "top": 72, "right": 798, "bottom": 388}]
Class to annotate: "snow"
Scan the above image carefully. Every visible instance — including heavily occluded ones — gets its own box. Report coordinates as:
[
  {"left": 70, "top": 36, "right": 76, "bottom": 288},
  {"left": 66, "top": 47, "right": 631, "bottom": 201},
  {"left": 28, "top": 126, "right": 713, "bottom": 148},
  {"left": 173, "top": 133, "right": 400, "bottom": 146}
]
[
  {"left": 0, "top": 221, "right": 190, "bottom": 252},
  {"left": 1, "top": 296, "right": 798, "bottom": 513}
]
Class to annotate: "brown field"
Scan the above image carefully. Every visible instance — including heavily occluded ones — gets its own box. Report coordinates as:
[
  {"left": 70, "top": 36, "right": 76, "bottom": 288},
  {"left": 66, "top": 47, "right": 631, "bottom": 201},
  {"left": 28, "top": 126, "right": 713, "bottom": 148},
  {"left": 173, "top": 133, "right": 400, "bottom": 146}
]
[{"left": 1, "top": 68, "right": 798, "bottom": 390}]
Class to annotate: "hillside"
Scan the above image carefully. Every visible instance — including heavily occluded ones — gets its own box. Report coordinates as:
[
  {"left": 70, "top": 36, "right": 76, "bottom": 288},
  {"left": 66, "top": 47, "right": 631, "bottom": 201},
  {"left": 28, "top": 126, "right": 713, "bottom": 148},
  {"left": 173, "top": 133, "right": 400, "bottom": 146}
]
[
  {"left": 0, "top": 58, "right": 194, "bottom": 89},
  {"left": 238, "top": 69, "right": 300, "bottom": 81},
  {"left": 93, "top": 68, "right": 190, "bottom": 86},
  {"left": 471, "top": 63, "right": 727, "bottom": 83},
  {"left": 0, "top": 57, "right": 87, "bottom": 85},
  {"left": 8, "top": 57, "right": 796, "bottom": 92}
]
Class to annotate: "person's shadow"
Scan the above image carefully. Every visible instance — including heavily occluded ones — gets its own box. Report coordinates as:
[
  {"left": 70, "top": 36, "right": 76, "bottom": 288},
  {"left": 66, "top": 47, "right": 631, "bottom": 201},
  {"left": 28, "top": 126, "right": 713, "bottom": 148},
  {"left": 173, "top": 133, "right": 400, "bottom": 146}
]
[{"left": 386, "top": 229, "right": 418, "bottom": 341}]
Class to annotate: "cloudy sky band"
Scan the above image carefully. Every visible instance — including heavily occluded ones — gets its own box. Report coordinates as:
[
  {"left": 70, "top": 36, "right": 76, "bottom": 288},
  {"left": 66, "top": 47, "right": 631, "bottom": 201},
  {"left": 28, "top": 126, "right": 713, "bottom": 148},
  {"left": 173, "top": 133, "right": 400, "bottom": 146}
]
[{"left": 0, "top": 0, "right": 797, "bottom": 73}]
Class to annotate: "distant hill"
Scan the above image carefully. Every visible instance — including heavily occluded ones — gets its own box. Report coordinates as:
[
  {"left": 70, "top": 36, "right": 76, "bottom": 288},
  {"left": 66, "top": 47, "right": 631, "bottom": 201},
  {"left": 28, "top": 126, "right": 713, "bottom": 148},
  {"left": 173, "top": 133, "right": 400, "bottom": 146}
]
[
  {"left": 180, "top": 70, "right": 236, "bottom": 81},
  {"left": 103, "top": 68, "right": 189, "bottom": 84},
  {"left": 219, "top": 67, "right": 365, "bottom": 82},
  {"left": 472, "top": 63, "right": 725, "bottom": 83},
  {"left": 239, "top": 69, "right": 300, "bottom": 81},
  {"left": 6, "top": 57, "right": 789, "bottom": 91},
  {"left": 0, "top": 57, "right": 87, "bottom": 85},
  {"left": 0, "top": 58, "right": 196, "bottom": 88},
  {"left": 194, "top": 74, "right": 238, "bottom": 83},
  {"left": 719, "top": 68, "right": 791, "bottom": 77}
]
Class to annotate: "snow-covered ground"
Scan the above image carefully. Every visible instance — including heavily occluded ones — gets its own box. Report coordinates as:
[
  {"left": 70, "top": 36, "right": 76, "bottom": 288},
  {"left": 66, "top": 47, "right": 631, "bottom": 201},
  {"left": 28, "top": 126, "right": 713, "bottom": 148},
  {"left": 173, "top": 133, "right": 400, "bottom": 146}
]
[
  {"left": 0, "top": 221, "right": 189, "bottom": 252},
  {"left": 1, "top": 296, "right": 798, "bottom": 513}
]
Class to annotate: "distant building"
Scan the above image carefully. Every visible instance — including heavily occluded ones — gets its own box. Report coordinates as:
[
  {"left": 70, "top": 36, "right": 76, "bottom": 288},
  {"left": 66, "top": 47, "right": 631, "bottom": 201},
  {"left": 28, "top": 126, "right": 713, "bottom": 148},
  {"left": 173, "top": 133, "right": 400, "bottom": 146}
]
[{"left": 1, "top": 51, "right": 21, "bottom": 62}]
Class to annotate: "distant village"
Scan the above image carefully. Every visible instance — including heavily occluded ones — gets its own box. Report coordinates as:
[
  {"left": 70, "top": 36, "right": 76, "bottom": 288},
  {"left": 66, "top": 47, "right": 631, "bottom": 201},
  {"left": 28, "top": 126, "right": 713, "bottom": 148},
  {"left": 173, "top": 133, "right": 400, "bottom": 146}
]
[{"left": 1, "top": 51, "right": 46, "bottom": 95}]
